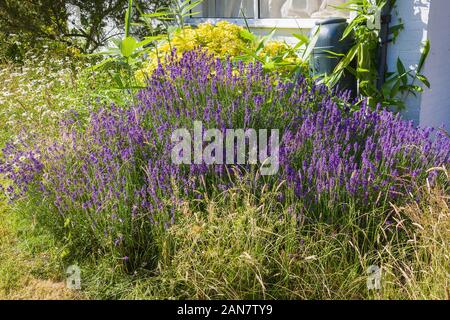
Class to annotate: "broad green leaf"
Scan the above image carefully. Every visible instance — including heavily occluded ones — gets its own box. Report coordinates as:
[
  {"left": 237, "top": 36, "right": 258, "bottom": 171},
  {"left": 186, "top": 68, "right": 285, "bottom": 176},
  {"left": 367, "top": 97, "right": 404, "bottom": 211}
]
[
  {"left": 292, "top": 33, "right": 308, "bottom": 42},
  {"left": 181, "top": 0, "right": 203, "bottom": 15},
  {"left": 322, "top": 50, "right": 345, "bottom": 57},
  {"left": 83, "top": 49, "right": 120, "bottom": 57},
  {"left": 302, "top": 25, "right": 320, "bottom": 61},
  {"left": 390, "top": 80, "right": 401, "bottom": 98},
  {"left": 396, "top": 58, "right": 407, "bottom": 85},
  {"left": 263, "top": 61, "right": 275, "bottom": 71},
  {"left": 88, "top": 58, "right": 116, "bottom": 72},
  {"left": 418, "top": 39, "right": 430, "bottom": 72},
  {"left": 124, "top": 0, "right": 133, "bottom": 38},
  {"left": 356, "top": 68, "right": 370, "bottom": 73},
  {"left": 121, "top": 37, "right": 138, "bottom": 58},
  {"left": 136, "top": 36, "right": 164, "bottom": 48},
  {"left": 416, "top": 74, "right": 430, "bottom": 88},
  {"left": 141, "top": 11, "right": 171, "bottom": 18},
  {"left": 239, "top": 29, "right": 256, "bottom": 42},
  {"left": 410, "top": 85, "right": 424, "bottom": 93},
  {"left": 333, "top": 43, "right": 358, "bottom": 75}
]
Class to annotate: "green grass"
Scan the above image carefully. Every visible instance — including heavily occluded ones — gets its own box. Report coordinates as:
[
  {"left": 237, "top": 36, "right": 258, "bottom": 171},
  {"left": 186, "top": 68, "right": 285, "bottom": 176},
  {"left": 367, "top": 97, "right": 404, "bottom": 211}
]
[
  {"left": 0, "top": 182, "right": 83, "bottom": 299},
  {"left": 1, "top": 172, "right": 448, "bottom": 300},
  {"left": 5, "top": 173, "right": 438, "bottom": 300}
]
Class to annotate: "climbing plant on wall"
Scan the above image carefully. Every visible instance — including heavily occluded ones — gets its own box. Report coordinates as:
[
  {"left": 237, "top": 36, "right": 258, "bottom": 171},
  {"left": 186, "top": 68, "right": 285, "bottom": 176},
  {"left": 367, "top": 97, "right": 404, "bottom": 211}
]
[{"left": 330, "top": 0, "right": 430, "bottom": 110}]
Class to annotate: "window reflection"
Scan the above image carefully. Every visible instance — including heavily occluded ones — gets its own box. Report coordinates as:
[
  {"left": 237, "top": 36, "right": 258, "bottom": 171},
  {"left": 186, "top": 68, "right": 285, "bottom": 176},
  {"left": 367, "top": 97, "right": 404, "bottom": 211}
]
[
  {"left": 196, "top": 0, "right": 255, "bottom": 18},
  {"left": 194, "top": 0, "right": 349, "bottom": 19}
]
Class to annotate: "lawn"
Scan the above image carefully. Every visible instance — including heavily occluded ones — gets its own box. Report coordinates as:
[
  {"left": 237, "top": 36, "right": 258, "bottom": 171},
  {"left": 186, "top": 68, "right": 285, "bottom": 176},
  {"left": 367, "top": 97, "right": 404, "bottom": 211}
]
[{"left": 0, "top": 188, "right": 82, "bottom": 299}]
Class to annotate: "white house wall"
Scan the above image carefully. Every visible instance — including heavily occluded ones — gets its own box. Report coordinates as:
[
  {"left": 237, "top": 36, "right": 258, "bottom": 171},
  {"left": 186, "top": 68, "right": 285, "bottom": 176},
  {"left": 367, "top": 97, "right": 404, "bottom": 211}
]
[
  {"left": 419, "top": 0, "right": 450, "bottom": 131},
  {"left": 387, "top": 0, "right": 430, "bottom": 125}
]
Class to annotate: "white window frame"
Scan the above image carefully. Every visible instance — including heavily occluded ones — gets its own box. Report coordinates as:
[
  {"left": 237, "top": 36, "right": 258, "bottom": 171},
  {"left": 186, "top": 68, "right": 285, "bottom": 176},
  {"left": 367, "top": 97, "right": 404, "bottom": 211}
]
[{"left": 186, "top": 0, "right": 352, "bottom": 29}]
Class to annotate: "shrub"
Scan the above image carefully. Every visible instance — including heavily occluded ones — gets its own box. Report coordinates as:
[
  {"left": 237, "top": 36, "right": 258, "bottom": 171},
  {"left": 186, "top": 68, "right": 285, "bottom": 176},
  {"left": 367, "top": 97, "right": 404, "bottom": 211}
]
[
  {"left": 135, "top": 21, "right": 302, "bottom": 83},
  {"left": 280, "top": 103, "right": 450, "bottom": 214},
  {"left": 1, "top": 49, "right": 449, "bottom": 273}
]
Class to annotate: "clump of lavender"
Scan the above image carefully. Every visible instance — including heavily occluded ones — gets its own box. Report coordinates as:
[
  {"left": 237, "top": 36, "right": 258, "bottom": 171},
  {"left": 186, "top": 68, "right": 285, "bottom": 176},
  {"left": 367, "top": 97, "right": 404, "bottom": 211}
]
[
  {"left": 279, "top": 102, "right": 449, "bottom": 209},
  {"left": 0, "top": 49, "right": 448, "bottom": 269}
]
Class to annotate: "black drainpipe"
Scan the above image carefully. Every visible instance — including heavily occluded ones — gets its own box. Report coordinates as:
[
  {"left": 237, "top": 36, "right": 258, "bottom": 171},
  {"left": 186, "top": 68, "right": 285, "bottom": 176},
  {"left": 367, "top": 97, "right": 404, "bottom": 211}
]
[{"left": 376, "top": 0, "right": 392, "bottom": 91}]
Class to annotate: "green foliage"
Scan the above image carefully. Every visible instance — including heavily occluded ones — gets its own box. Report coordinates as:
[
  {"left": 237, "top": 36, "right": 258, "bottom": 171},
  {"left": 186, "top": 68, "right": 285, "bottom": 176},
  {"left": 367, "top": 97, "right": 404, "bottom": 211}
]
[
  {"left": 141, "top": 0, "right": 204, "bottom": 30},
  {"left": 64, "top": 0, "right": 169, "bottom": 53},
  {"left": 331, "top": 0, "right": 430, "bottom": 109},
  {"left": 0, "top": 0, "right": 169, "bottom": 59},
  {"left": 0, "top": 0, "right": 68, "bottom": 62},
  {"left": 91, "top": 0, "right": 307, "bottom": 96},
  {"left": 235, "top": 27, "right": 309, "bottom": 78},
  {"left": 0, "top": 190, "right": 73, "bottom": 299},
  {"left": 86, "top": 0, "right": 163, "bottom": 102}
]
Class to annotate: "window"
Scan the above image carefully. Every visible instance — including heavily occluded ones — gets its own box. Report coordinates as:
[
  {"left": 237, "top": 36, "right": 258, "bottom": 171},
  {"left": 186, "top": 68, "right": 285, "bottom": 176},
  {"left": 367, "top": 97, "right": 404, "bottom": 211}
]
[
  {"left": 260, "top": 0, "right": 348, "bottom": 19},
  {"left": 192, "top": 1, "right": 349, "bottom": 22},
  {"left": 195, "top": 0, "right": 255, "bottom": 18}
]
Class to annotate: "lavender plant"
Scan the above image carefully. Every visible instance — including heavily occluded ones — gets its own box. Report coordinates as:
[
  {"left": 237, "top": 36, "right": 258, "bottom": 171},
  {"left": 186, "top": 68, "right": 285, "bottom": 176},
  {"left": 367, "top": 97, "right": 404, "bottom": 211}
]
[
  {"left": 1, "top": 49, "right": 448, "bottom": 271},
  {"left": 280, "top": 103, "right": 449, "bottom": 211}
]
